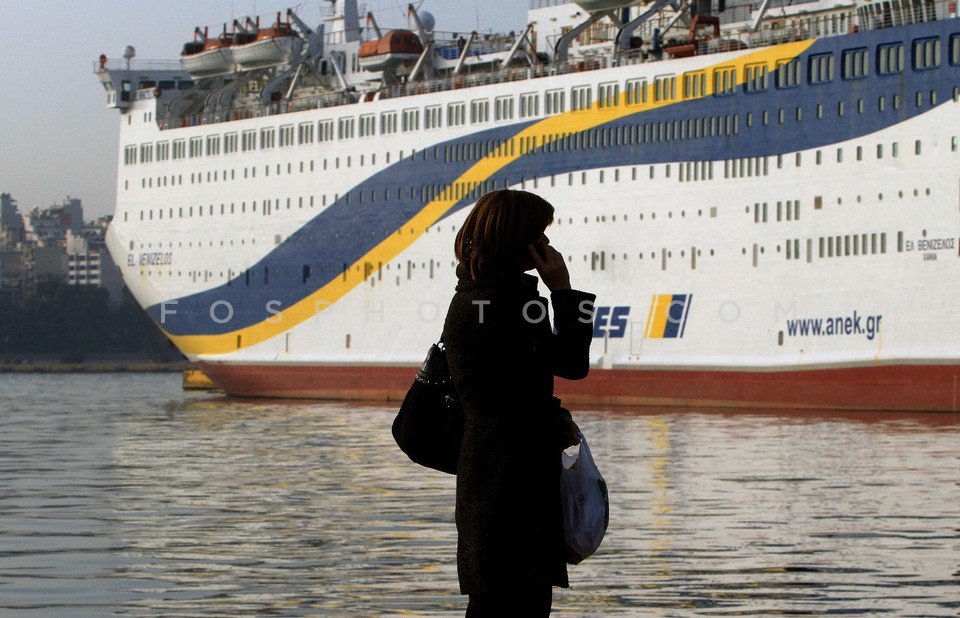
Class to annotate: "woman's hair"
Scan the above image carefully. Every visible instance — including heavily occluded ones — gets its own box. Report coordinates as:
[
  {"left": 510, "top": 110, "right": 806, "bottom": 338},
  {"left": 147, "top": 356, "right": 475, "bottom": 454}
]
[{"left": 454, "top": 190, "right": 554, "bottom": 280}]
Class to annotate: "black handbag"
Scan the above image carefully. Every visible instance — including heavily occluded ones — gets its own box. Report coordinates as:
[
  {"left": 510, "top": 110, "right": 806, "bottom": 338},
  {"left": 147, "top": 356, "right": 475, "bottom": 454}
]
[{"left": 391, "top": 339, "right": 463, "bottom": 475}]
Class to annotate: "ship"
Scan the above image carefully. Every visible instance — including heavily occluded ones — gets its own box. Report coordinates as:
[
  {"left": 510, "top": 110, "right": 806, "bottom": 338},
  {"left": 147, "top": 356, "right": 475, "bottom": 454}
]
[{"left": 94, "top": 0, "right": 960, "bottom": 411}]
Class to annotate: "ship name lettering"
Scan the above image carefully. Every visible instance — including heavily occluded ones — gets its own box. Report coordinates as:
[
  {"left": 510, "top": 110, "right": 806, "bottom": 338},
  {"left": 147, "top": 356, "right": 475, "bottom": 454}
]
[
  {"left": 138, "top": 252, "right": 173, "bottom": 266},
  {"left": 916, "top": 237, "right": 955, "bottom": 251}
]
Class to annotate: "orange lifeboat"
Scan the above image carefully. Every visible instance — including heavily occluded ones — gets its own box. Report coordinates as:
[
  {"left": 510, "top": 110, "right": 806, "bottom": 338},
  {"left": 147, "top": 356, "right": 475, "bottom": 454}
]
[
  {"left": 358, "top": 30, "right": 424, "bottom": 72},
  {"left": 180, "top": 27, "right": 235, "bottom": 77}
]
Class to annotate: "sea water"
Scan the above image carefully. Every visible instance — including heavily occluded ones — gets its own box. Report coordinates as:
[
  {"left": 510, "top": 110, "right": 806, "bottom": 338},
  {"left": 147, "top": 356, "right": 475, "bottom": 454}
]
[{"left": 0, "top": 373, "right": 957, "bottom": 616}]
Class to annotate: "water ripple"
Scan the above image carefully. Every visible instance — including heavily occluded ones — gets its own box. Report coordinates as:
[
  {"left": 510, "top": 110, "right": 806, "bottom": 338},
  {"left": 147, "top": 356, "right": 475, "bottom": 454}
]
[{"left": 0, "top": 374, "right": 957, "bottom": 616}]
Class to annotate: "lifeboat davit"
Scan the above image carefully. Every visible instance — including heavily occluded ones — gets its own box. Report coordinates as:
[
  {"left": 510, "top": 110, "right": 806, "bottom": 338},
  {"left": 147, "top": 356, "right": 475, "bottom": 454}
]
[
  {"left": 180, "top": 30, "right": 235, "bottom": 77},
  {"left": 358, "top": 30, "right": 424, "bottom": 72},
  {"left": 232, "top": 14, "right": 304, "bottom": 70}
]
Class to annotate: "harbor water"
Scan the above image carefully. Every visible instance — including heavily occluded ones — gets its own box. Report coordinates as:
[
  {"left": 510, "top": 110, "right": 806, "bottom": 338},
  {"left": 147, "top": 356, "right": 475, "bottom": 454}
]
[{"left": 0, "top": 373, "right": 957, "bottom": 617}]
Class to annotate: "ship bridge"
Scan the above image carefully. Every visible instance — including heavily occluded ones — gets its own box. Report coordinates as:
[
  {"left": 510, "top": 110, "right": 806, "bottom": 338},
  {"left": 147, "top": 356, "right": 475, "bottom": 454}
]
[{"left": 94, "top": 46, "right": 193, "bottom": 109}]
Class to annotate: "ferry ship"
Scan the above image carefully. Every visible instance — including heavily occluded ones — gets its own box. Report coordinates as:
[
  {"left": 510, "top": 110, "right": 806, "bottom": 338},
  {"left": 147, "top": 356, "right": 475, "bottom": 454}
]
[{"left": 95, "top": 0, "right": 960, "bottom": 411}]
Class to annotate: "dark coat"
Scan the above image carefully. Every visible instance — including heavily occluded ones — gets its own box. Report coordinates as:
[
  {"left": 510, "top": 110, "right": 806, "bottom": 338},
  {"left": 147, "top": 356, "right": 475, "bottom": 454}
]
[{"left": 442, "top": 266, "right": 595, "bottom": 594}]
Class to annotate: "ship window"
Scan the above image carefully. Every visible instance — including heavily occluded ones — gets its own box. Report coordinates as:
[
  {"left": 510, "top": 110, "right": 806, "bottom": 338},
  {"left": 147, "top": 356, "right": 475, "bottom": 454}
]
[
  {"left": 841, "top": 48, "right": 869, "bottom": 79},
  {"left": 140, "top": 144, "right": 153, "bottom": 163},
  {"left": 520, "top": 92, "right": 540, "bottom": 118},
  {"left": 545, "top": 89, "right": 565, "bottom": 114},
  {"left": 625, "top": 78, "right": 647, "bottom": 105},
  {"left": 425, "top": 105, "right": 443, "bottom": 129},
  {"left": 278, "top": 125, "right": 294, "bottom": 147},
  {"left": 189, "top": 136, "right": 203, "bottom": 157},
  {"left": 494, "top": 96, "right": 514, "bottom": 120},
  {"left": 338, "top": 117, "right": 355, "bottom": 139},
  {"left": 447, "top": 102, "right": 466, "bottom": 127},
  {"left": 683, "top": 70, "right": 706, "bottom": 99},
  {"left": 379, "top": 111, "right": 397, "bottom": 135},
  {"left": 224, "top": 133, "right": 238, "bottom": 153},
  {"left": 298, "top": 123, "right": 314, "bottom": 144},
  {"left": 402, "top": 108, "right": 420, "bottom": 131},
  {"left": 653, "top": 75, "right": 676, "bottom": 102},
  {"left": 156, "top": 141, "right": 169, "bottom": 161},
  {"left": 775, "top": 58, "right": 801, "bottom": 89},
  {"left": 912, "top": 37, "right": 941, "bottom": 70},
  {"left": 713, "top": 66, "right": 736, "bottom": 96},
  {"left": 260, "top": 128, "right": 276, "bottom": 149},
  {"left": 206, "top": 135, "right": 220, "bottom": 156},
  {"left": 571, "top": 86, "right": 591, "bottom": 111},
  {"left": 598, "top": 82, "right": 619, "bottom": 108},
  {"left": 359, "top": 114, "right": 376, "bottom": 138},
  {"left": 318, "top": 120, "right": 334, "bottom": 142},
  {"left": 470, "top": 99, "right": 490, "bottom": 123},
  {"left": 744, "top": 63, "right": 768, "bottom": 93},
  {"left": 950, "top": 34, "right": 960, "bottom": 65},
  {"left": 877, "top": 43, "right": 905, "bottom": 74},
  {"left": 808, "top": 53, "right": 834, "bottom": 84},
  {"left": 241, "top": 130, "right": 256, "bottom": 151}
]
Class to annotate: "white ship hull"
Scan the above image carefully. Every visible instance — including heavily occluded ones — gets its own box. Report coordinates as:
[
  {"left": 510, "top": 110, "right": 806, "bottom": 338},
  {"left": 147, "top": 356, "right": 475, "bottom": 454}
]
[{"left": 99, "top": 1, "right": 960, "bottom": 410}]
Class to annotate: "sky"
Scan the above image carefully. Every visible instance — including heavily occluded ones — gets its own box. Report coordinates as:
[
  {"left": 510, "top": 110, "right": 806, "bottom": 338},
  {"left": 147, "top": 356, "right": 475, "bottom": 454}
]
[{"left": 0, "top": 0, "right": 529, "bottom": 221}]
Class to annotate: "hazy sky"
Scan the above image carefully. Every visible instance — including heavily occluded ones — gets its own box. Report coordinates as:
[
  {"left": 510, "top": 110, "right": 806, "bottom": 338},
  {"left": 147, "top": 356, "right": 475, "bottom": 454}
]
[{"left": 0, "top": 0, "right": 529, "bottom": 220}]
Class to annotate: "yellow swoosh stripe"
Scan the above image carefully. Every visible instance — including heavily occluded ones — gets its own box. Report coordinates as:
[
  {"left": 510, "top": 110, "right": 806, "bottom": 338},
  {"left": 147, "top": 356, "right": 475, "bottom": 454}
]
[{"left": 169, "top": 40, "right": 815, "bottom": 356}]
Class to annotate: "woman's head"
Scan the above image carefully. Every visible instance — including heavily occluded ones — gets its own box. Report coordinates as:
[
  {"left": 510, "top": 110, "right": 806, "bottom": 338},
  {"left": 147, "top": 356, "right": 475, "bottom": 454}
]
[{"left": 454, "top": 190, "right": 554, "bottom": 280}]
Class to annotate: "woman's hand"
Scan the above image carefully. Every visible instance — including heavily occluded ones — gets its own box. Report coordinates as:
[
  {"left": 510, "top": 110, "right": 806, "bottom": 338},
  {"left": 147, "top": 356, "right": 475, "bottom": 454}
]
[
  {"left": 559, "top": 414, "right": 581, "bottom": 450},
  {"left": 529, "top": 243, "right": 571, "bottom": 292}
]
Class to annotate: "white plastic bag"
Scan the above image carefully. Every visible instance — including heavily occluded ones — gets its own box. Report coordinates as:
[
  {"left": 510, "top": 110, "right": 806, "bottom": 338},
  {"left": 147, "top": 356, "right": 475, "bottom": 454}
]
[{"left": 560, "top": 432, "right": 609, "bottom": 565}]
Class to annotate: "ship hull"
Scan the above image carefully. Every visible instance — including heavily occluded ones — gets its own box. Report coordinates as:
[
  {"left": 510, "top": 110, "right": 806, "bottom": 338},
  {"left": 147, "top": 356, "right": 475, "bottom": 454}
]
[
  {"left": 102, "top": 3, "right": 960, "bottom": 411},
  {"left": 199, "top": 361, "right": 960, "bottom": 411}
]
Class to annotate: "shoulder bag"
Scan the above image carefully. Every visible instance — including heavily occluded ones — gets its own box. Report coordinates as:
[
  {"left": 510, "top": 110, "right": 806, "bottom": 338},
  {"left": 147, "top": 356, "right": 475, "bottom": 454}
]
[{"left": 391, "top": 339, "right": 463, "bottom": 475}]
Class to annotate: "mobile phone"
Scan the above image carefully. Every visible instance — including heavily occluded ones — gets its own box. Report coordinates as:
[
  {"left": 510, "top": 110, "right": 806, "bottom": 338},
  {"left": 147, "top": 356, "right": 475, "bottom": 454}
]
[{"left": 534, "top": 243, "right": 547, "bottom": 260}]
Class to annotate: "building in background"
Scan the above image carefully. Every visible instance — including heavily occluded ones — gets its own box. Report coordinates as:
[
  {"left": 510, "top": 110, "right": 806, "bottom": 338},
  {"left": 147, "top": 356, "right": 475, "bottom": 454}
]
[{"left": 0, "top": 194, "right": 121, "bottom": 304}]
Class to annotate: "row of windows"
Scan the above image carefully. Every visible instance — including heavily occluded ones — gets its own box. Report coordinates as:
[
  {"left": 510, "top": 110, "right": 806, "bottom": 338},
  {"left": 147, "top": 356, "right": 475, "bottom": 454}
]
[
  {"left": 126, "top": 73, "right": 958, "bottom": 171},
  {"left": 134, "top": 226, "right": 895, "bottom": 281},
  {"left": 131, "top": 128, "right": 938, "bottom": 199},
  {"left": 124, "top": 134, "right": 940, "bottom": 226},
  {"left": 779, "top": 233, "right": 889, "bottom": 264},
  {"left": 128, "top": 91, "right": 945, "bottom": 194}
]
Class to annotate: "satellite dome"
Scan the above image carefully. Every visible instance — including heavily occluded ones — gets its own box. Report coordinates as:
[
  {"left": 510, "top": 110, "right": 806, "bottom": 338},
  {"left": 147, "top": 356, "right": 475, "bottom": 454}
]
[
  {"left": 122, "top": 45, "right": 136, "bottom": 59},
  {"left": 415, "top": 10, "right": 435, "bottom": 33}
]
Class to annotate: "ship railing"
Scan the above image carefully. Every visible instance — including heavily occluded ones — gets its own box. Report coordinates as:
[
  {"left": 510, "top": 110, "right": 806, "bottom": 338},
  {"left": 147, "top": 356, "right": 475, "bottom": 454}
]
[
  {"left": 93, "top": 58, "right": 183, "bottom": 73},
  {"left": 155, "top": 0, "right": 959, "bottom": 130}
]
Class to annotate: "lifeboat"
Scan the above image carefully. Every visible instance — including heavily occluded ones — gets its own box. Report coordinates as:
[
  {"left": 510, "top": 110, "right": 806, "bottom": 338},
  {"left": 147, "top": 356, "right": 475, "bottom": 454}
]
[
  {"left": 232, "top": 14, "right": 304, "bottom": 70},
  {"left": 663, "top": 15, "right": 720, "bottom": 59},
  {"left": 574, "top": 0, "right": 641, "bottom": 11},
  {"left": 358, "top": 30, "right": 424, "bottom": 72},
  {"left": 180, "top": 28, "right": 235, "bottom": 77}
]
